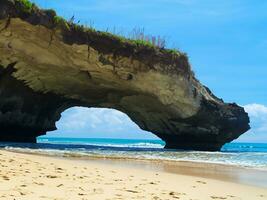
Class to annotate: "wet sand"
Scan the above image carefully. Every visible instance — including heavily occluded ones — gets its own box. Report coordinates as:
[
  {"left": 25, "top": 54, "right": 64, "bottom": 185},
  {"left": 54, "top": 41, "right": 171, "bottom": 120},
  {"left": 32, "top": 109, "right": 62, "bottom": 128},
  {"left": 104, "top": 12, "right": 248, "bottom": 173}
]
[
  {"left": 0, "top": 150, "right": 266, "bottom": 200},
  {"left": 87, "top": 158, "right": 267, "bottom": 188}
]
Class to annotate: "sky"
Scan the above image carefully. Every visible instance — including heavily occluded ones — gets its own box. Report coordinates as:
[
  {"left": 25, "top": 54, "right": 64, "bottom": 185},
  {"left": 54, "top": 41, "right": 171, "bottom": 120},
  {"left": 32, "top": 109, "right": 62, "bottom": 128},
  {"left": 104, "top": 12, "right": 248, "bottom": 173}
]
[{"left": 32, "top": 0, "right": 267, "bottom": 142}]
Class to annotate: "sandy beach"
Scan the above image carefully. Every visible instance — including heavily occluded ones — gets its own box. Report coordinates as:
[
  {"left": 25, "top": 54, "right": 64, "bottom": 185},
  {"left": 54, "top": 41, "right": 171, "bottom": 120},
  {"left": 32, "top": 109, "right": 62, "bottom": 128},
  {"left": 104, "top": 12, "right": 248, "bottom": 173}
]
[{"left": 0, "top": 150, "right": 266, "bottom": 200}]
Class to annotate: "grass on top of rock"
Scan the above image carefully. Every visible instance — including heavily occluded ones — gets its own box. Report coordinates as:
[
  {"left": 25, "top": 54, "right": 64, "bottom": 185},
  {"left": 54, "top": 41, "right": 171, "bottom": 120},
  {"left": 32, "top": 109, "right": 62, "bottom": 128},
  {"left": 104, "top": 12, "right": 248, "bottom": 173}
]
[
  {"left": 53, "top": 15, "right": 70, "bottom": 30},
  {"left": 15, "top": 0, "right": 182, "bottom": 56},
  {"left": 90, "top": 27, "right": 165, "bottom": 49},
  {"left": 54, "top": 17, "right": 181, "bottom": 54},
  {"left": 15, "top": 0, "right": 34, "bottom": 13},
  {"left": 50, "top": 10, "right": 181, "bottom": 54}
]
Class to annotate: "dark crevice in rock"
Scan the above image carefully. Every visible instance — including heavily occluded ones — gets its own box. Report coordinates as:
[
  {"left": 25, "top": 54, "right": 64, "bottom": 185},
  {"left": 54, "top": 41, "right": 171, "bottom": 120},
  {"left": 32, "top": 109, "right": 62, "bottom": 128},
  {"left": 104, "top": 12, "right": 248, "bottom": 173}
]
[
  {"left": 0, "top": 14, "right": 10, "bottom": 32},
  {"left": 48, "top": 29, "right": 55, "bottom": 46},
  {"left": 0, "top": 63, "right": 81, "bottom": 143}
]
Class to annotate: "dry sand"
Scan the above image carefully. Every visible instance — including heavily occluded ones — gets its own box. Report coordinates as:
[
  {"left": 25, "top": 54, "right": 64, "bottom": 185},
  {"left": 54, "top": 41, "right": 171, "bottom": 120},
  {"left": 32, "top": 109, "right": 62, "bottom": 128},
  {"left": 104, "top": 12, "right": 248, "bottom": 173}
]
[{"left": 0, "top": 150, "right": 266, "bottom": 200}]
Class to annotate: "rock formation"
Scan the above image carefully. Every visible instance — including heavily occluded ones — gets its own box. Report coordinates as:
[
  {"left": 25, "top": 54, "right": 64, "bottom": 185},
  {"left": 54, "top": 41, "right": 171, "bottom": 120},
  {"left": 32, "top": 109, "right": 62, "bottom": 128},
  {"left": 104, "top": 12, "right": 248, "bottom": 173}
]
[{"left": 0, "top": 0, "right": 250, "bottom": 151}]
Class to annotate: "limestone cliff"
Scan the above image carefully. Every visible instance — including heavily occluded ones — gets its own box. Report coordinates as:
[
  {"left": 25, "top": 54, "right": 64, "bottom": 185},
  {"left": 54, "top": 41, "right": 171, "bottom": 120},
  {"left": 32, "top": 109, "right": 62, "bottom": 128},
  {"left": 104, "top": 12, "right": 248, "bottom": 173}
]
[{"left": 0, "top": 0, "right": 250, "bottom": 150}]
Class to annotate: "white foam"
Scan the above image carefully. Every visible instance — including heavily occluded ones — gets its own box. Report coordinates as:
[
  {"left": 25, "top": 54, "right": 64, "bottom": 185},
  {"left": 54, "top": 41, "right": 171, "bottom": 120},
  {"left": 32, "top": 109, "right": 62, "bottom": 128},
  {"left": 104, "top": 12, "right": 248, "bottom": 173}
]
[{"left": 4, "top": 146, "right": 267, "bottom": 171}]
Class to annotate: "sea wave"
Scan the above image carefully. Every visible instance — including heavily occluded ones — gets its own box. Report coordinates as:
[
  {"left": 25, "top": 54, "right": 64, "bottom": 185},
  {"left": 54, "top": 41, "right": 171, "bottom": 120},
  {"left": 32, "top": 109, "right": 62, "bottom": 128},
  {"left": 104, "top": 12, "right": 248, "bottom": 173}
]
[
  {"left": 4, "top": 145, "right": 267, "bottom": 171},
  {"left": 37, "top": 139, "right": 164, "bottom": 149},
  {"left": 72, "top": 142, "right": 164, "bottom": 149}
]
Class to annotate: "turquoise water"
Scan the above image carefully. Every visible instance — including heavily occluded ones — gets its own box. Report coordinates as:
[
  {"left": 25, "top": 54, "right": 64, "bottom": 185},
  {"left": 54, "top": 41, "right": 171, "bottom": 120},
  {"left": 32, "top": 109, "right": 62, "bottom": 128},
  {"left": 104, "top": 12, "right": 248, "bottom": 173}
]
[
  {"left": 39, "top": 137, "right": 165, "bottom": 148},
  {"left": 1, "top": 137, "right": 267, "bottom": 170}
]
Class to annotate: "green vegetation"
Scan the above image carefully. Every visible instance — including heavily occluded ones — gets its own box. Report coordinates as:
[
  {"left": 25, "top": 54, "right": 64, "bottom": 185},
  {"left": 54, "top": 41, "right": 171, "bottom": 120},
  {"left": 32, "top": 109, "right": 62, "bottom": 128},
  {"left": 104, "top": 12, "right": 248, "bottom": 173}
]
[
  {"left": 50, "top": 13, "right": 178, "bottom": 53},
  {"left": 14, "top": 0, "right": 180, "bottom": 55},
  {"left": 16, "top": 0, "right": 34, "bottom": 13},
  {"left": 54, "top": 16, "right": 64, "bottom": 24},
  {"left": 166, "top": 49, "right": 181, "bottom": 55},
  {"left": 53, "top": 16, "right": 70, "bottom": 30},
  {"left": 86, "top": 25, "right": 179, "bottom": 53},
  {"left": 129, "top": 39, "right": 155, "bottom": 48}
]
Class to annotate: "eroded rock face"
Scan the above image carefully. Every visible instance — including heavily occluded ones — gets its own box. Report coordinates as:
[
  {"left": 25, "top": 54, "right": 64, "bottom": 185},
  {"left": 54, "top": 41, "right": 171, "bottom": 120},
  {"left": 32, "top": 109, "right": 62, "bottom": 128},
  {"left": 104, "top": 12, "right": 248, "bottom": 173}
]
[{"left": 0, "top": 0, "right": 250, "bottom": 150}]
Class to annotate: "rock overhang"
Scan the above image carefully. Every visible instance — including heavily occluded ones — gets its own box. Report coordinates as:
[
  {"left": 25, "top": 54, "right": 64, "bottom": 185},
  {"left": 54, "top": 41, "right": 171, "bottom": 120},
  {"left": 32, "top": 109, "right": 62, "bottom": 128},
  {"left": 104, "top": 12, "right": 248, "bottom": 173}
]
[{"left": 0, "top": 0, "right": 250, "bottom": 151}]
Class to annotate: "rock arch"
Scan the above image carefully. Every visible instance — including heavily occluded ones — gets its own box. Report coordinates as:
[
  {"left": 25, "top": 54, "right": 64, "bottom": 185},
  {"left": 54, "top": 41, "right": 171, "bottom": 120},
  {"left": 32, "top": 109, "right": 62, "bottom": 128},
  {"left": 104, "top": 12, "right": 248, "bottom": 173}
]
[{"left": 0, "top": 0, "right": 250, "bottom": 150}]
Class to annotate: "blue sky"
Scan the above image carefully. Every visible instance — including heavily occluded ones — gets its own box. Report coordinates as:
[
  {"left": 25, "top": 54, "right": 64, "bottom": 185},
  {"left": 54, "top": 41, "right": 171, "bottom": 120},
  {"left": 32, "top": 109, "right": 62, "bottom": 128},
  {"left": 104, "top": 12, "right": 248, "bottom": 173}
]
[{"left": 32, "top": 0, "right": 267, "bottom": 142}]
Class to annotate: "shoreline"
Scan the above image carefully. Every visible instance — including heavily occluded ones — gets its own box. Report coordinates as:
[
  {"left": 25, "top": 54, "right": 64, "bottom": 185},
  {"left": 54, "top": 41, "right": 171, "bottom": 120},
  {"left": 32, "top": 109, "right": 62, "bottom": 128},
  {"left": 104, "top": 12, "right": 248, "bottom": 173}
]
[
  {"left": 3, "top": 148, "right": 267, "bottom": 189},
  {"left": 4, "top": 145, "right": 267, "bottom": 171},
  {"left": 0, "top": 149, "right": 266, "bottom": 199}
]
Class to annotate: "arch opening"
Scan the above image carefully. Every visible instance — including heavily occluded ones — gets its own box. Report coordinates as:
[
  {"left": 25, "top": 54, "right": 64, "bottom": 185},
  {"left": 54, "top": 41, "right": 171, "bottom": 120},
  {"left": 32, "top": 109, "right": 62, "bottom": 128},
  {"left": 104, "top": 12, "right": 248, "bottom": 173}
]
[{"left": 38, "top": 107, "right": 164, "bottom": 147}]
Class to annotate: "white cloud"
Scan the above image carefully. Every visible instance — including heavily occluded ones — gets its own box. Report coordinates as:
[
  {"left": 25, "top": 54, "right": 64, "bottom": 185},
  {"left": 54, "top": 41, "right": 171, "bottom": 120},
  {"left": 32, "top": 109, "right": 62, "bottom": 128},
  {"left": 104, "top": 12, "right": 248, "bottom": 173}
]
[
  {"left": 58, "top": 107, "right": 136, "bottom": 131},
  {"left": 244, "top": 103, "right": 267, "bottom": 118},
  {"left": 238, "top": 104, "right": 267, "bottom": 142},
  {"left": 52, "top": 104, "right": 267, "bottom": 142},
  {"left": 48, "top": 107, "right": 158, "bottom": 139}
]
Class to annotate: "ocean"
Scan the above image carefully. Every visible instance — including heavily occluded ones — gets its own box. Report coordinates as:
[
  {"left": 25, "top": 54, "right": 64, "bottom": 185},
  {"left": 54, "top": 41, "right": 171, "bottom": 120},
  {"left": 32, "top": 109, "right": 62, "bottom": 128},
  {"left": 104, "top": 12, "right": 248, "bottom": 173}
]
[{"left": 1, "top": 137, "right": 267, "bottom": 171}]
